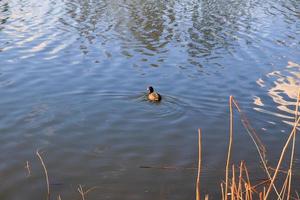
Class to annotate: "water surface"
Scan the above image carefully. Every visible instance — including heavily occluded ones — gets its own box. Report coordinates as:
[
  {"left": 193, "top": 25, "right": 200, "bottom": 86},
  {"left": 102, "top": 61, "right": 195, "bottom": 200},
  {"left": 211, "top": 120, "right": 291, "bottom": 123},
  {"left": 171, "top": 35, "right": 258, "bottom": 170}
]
[{"left": 0, "top": 0, "right": 300, "bottom": 199}]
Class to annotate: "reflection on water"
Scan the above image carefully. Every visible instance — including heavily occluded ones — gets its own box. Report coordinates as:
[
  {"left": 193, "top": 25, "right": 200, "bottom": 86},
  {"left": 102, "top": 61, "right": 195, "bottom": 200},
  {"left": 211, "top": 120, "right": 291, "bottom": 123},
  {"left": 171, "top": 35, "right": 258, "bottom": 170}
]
[{"left": 254, "top": 61, "right": 300, "bottom": 127}]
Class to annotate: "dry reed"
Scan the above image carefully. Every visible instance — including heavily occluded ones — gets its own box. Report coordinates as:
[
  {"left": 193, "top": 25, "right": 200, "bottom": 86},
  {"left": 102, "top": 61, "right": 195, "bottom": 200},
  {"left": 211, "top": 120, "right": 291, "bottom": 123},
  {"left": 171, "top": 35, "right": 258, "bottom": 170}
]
[
  {"left": 287, "top": 90, "right": 300, "bottom": 200},
  {"left": 197, "top": 91, "right": 300, "bottom": 200},
  {"left": 78, "top": 185, "right": 100, "bottom": 200},
  {"left": 25, "top": 161, "right": 31, "bottom": 177},
  {"left": 78, "top": 185, "right": 86, "bottom": 200},
  {"left": 196, "top": 128, "right": 202, "bottom": 200},
  {"left": 224, "top": 96, "right": 234, "bottom": 200},
  {"left": 36, "top": 150, "right": 50, "bottom": 200}
]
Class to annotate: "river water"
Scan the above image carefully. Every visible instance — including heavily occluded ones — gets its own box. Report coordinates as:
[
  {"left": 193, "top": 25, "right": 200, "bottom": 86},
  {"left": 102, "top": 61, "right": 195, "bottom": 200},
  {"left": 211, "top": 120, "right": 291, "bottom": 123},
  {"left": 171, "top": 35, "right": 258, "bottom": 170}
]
[{"left": 0, "top": 0, "right": 300, "bottom": 199}]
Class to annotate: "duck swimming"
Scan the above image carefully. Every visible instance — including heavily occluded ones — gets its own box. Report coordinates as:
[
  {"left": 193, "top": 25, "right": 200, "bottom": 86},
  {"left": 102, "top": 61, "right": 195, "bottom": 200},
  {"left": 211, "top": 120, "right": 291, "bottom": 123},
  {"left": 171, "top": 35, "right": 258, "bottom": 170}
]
[{"left": 147, "top": 86, "right": 161, "bottom": 102}]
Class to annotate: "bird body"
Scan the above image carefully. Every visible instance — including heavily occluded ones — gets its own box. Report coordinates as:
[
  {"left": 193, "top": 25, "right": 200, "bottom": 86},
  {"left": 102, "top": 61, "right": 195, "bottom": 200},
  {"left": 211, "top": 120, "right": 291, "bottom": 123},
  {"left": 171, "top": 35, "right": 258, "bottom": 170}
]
[{"left": 147, "top": 86, "right": 161, "bottom": 101}]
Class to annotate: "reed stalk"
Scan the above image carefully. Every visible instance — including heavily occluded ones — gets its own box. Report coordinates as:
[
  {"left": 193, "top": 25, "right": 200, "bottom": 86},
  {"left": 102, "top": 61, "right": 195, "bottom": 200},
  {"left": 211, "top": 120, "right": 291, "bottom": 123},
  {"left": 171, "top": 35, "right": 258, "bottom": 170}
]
[
  {"left": 225, "top": 96, "right": 234, "bottom": 200},
  {"left": 231, "top": 164, "right": 236, "bottom": 200},
  {"left": 264, "top": 116, "right": 300, "bottom": 199},
  {"left": 25, "top": 161, "right": 31, "bottom": 177},
  {"left": 36, "top": 150, "right": 50, "bottom": 200},
  {"left": 78, "top": 185, "right": 86, "bottom": 200},
  {"left": 278, "top": 169, "right": 289, "bottom": 200},
  {"left": 237, "top": 161, "right": 243, "bottom": 199},
  {"left": 287, "top": 90, "right": 300, "bottom": 200},
  {"left": 221, "top": 183, "right": 225, "bottom": 200},
  {"left": 196, "top": 129, "right": 202, "bottom": 200},
  {"left": 231, "top": 97, "right": 280, "bottom": 198}
]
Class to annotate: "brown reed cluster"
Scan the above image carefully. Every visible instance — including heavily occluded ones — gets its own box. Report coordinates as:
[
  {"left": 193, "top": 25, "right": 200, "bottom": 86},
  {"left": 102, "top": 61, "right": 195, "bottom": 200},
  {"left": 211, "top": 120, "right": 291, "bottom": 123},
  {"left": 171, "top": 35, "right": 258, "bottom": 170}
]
[{"left": 196, "top": 91, "right": 300, "bottom": 200}]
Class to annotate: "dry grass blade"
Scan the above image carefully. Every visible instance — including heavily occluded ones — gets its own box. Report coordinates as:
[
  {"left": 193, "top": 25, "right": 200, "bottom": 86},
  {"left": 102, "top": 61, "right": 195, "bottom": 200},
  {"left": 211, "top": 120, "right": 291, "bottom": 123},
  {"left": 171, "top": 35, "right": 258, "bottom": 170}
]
[
  {"left": 196, "top": 128, "right": 202, "bottom": 200},
  {"left": 36, "top": 150, "right": 50, "bottom": 200}
]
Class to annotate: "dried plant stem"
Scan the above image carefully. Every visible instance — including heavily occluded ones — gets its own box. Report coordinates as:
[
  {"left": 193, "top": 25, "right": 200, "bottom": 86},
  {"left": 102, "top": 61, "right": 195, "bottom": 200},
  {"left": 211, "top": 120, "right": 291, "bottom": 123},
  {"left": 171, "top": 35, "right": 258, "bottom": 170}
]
[
  {"left": 77, "top": 185, "right": 100, "bottom": 200},
  {"left": 237, "top": 161, "right": 243, "bottom": 200},
  {"left": 287, "top": 90, "right": 300, "bottom": 200},
  {"left": 295, "top": 191, "right": 300, "bottom": 199},
  {"left": 196, "top": 129, "right": 202, "bottom": 200},
  {"left": 264, "top": 116, "right": 300, "bottom": 199},
  {"left": 278, "top": 169, "right": 290, "bottom": 200},
  {"left": 140, "top": 165, "right": 196, "bottom": 170},
  {"left": 78, "top": 185, "right": 86, "bottom": 200},
  {"left": 205, "top": 194, "right": 209, "bottom": 200},
  {"left": 36, "top": 150, "right": 50, "bottom": 200},
  {"left": 221, "top": 183, "right": 225, "bottom": 200},
  {"left": 231, "top": 164, "right": 236, "bottom": 200},
  {"left": 25, "top": 161, "right": 31, "bottom": 177},
  {"left": 246, "top": 183, "right": 251, "bottom": 200},
  {"left": 225, "top": 96, "right": 234, "bottom": 200},
  {"left": 259, "top": 192, "right": 263, "bottom": 200},
  {"left": 231, "top": 97, "right": 280, "bottom": 198}
]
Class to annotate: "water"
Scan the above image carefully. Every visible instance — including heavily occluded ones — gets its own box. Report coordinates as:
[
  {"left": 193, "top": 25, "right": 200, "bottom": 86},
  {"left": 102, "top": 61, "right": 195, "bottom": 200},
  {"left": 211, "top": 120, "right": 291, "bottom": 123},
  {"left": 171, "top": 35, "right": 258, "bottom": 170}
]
[{"left": 0, "top": 0, "right": 300, "bottom": 199}]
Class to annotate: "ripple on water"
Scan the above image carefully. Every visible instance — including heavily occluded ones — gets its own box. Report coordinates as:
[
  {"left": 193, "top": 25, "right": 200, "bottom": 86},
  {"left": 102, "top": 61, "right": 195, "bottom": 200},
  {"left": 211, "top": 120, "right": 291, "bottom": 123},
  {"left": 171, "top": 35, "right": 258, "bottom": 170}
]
[
  {"left": 72, "top": 90, "right": 191, "bottom": 124},
  {"left": 135, "top": 94, "right": 189, "bottom": 121}
]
